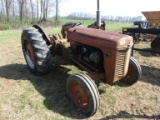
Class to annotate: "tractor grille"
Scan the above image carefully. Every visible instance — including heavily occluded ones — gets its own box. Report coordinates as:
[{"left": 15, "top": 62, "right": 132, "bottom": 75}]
[{"left": 115, "top": 51, "right": 126, "bottom": 76}]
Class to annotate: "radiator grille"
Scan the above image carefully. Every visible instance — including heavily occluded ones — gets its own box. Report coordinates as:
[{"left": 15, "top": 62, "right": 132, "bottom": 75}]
[{"left": 115, "top": 51, "right": 126, "bottom": 76}]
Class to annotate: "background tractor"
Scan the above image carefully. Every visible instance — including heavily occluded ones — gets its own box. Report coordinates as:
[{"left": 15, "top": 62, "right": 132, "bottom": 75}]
[
  {"left": 122, "top": 11, "right": 160, "bottom": 54},
  {"left": 21, "top": 0, "right": 142, "bottom": 116}
]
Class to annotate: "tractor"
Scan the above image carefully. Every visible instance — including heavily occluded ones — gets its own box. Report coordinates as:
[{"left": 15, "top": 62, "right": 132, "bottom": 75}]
[
  {"left": 122, "top": 11, "right": 160, "bottom": 53},
  {"left": 21, "top": 0, "right": 142, "bottom": 116}
]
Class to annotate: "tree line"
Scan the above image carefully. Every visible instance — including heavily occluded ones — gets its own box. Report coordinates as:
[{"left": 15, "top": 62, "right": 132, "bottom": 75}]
[
  {"left": 65, "top": 12, "right": 143, "bottom": 22},
  {"left": 0, "top": 0, "right": 143, "bottom": 30},
  {"left": 0, "top": 0, "right": 61, "bottom": 30}
]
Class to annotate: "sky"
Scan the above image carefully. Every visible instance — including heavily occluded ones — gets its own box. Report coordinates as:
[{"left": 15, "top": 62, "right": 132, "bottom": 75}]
[{"left": 60, "top": 0, "right": 160, "bottom": 18}]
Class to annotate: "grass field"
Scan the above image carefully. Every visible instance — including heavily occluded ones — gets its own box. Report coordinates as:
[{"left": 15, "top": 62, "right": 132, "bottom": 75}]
[
  {"left": 0, "top": 23, "right": 160, "bottom": 120},
  {"left": 58, "top": 19, "right": 133, "bottom": 31},
  {"left": 33, "top": 18, "right": 133, "bottom": 32}
]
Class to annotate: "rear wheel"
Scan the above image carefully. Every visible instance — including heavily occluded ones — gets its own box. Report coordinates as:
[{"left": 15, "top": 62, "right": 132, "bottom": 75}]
[
  {"left": 120, "top": 57, "right": 142, "bottom": 85},
  {"left": 151, "top": 36, "right": 160, "bottom": 51},
  {"left": 66, "top": 73, "right": 100, "bottom": 116},
  {"left": 21, "top": 27, "right": 51, "bottom": 75}
]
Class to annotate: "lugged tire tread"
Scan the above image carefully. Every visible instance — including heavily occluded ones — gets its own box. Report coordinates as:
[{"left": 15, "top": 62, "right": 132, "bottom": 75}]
[{"left": 21, "top": 27, "right": 51, "bottom": 75}]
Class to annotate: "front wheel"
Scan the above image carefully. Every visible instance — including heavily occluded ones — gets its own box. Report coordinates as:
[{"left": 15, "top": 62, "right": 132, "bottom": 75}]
[
  {"left": 120, "top": 57, "right": 142, "bottom": 85},
  {"left": 21, "top": 27, "right": 51, "bottom": 75},
  {"left": 66, "top": 73, "right": 100, "bottom": 116}
]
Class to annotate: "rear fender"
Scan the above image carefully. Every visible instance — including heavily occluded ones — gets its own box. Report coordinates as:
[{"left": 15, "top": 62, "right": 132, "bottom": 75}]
[{"left": 32, "top": 24, "right": 51, "bottom": 45}]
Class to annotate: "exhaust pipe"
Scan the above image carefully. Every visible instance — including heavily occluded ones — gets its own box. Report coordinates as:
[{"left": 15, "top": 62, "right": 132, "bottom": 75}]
[{"left": 96, "top": 0, "right": 101, "bottom": 28}]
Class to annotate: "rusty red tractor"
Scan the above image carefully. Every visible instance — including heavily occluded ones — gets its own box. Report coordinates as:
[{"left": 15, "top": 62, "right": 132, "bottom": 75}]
[
  {"left": 21, "top": 23, "right": 142, "bottom": 116},
  {"left": 21, "top": 1, "right": 141, "bottom": 117}
]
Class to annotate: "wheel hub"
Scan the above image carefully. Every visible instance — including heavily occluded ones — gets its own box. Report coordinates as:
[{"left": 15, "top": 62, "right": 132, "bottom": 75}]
[
  {"left": 70, "top": 81, "right": 89, "bottom": 109},
  {"left": 26, "top": 41, "right": 35, "bottom": 61},
  {"left": 24, "top": 40, "right": 35, "bottom": 69}
]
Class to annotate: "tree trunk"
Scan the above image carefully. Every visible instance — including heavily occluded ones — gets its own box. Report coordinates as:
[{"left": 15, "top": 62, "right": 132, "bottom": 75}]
[
  {"left": 25, "top": 0, "right": 27, "bottom": 20},
  {"left": 12, "top": 0, "right": 15, "bottom": 16},
  {"left": 1, "top": 0, "right": 5, "bottom": 21},
  {"left": 5, "top": 0, "right": 12, "bottom": 22},
  {"left": 40, "top": 0, "right": 46, "bottom": 21},
  {"left": 37, "top": 0, "right": 39, "bottom": 18},
  {"left": 17, "top": 0, "right": 25, "bottom": 21},
  {"left": 12, "top": 0, "right": 15, "bottom": 27},
  {"left": 43, "top": 0, "right": 46, "bottom": 21},
  {"left": 30, "top": 0, "right": 34, "bottom": 22}
]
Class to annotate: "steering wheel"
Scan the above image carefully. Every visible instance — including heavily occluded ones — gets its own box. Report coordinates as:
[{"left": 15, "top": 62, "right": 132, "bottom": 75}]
[{"left": 72, "top": 22, "right": 82, "bottom": 27}]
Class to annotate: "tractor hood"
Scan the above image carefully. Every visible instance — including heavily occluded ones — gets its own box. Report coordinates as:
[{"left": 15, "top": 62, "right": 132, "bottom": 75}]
[{"left": 67, "top": 26, "right": 133, "bottom": 50}]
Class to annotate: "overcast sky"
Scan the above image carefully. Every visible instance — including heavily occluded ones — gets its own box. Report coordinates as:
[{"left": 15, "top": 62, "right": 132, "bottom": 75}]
[{"left": 60, "top": 0, "right": 160, "bottom": 17}]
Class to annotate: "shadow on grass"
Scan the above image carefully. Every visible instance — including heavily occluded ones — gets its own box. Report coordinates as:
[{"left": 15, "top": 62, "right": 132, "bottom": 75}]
[
  {"left": 115, "top": 65, "right": 160, "bottom": 87},
  {"left": 133, "top": 47, "right": 160, "bottom": 57},
  {"left": 0, "top": 63, "right": 160, "bottom": 118},
  {"left": 100, "top": 111, "right": 160, "bottom": 120},
  {"left": 140, "top": 65, "right": 160, "bottom": 86},
  {"left": 0, "top": 63, "right": 86, "bottom": 119}
]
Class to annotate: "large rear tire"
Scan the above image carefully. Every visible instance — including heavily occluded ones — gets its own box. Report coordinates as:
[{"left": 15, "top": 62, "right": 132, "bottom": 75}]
[
  {"left": 120, "top": 57, "right": 142, "bottom": 85},
  {"left": 21, "top": 27, "right": 51, "bottom": 75},
  {"left": 66, "top": 73, "right": 100, "bottom": 116}
]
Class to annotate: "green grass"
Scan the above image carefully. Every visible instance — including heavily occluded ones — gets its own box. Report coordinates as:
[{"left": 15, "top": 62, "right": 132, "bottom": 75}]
[
  {"left": 0, "top": 21, "right": 159, "bottom": 119},
  {"left": 59, "top": 18, "right": 95, "bottom": 26},
  {"left": 0, "top": 18, "right": 133, "bottom": 33},
  {"left": 0, "top": 28, "right": 61, "bottom": 41},
  {"left": 49, "top": 18, "right": 133, "bottom": 31},
  {"left": 105, "top": 22, "right": 133, "bottom": 31},
  {"left": 0, "top": 20, "right": 132, "bottom": 40},
  {"left": 61, "top": 19, "right": 133, "bottom": 30},
  {"left": 0, "top": 30, "right": 21, "bottom": 41}
]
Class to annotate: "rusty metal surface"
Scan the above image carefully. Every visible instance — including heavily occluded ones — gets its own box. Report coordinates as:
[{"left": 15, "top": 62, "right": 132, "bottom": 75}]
[
  {"left": 67, "top": 26, "right": 133, "bottom": 50},
  {"left": 102, "top": 48, "right": 131, "bottom": 84},
  {"left": 49, "top": 34, "right": 71, "bottom": 58},
  {"left": 48, "top": 34, "right": 62, "bottom": 44},
  {"left": 61, "top": 22, "right": 83, "bottom": 38},
  {"left": 67, "top": 26, "right": 132, "bottom": 84},
  {"left": 142, "top": 11, "right": 160, "bottom": 27},
  {"left": 26, "top": 41, "right": 35, "bottom": 61},
  {"left": 69, "top": 79, "right": 89, "bottom": 109},
  {"left": 88, "top": 73, "right": 105, "bottom": 81},
  {"left": 88, "top": 21, "right": 106, "bottom": 30}
]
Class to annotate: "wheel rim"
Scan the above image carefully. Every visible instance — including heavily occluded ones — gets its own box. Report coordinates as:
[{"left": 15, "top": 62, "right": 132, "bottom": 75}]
[
  {"left": 69, "top": 81, "right": 89, "bottom": 109},
  {"left": 24, "top": 40, "right": 35, "bottom": 69}
]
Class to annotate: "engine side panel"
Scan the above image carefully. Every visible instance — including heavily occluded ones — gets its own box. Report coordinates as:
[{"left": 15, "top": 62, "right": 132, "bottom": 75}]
[{"left": 67, "top": 26, "right": 133, "bottom": 84}]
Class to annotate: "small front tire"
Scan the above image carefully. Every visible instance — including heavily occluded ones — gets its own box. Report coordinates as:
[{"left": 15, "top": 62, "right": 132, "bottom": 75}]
[
  {"left": 120, "top": 57, "right": 142, "bottom": 85},
  {"left": 66, "top": 73, "right": 100, "bottom": 116}
]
